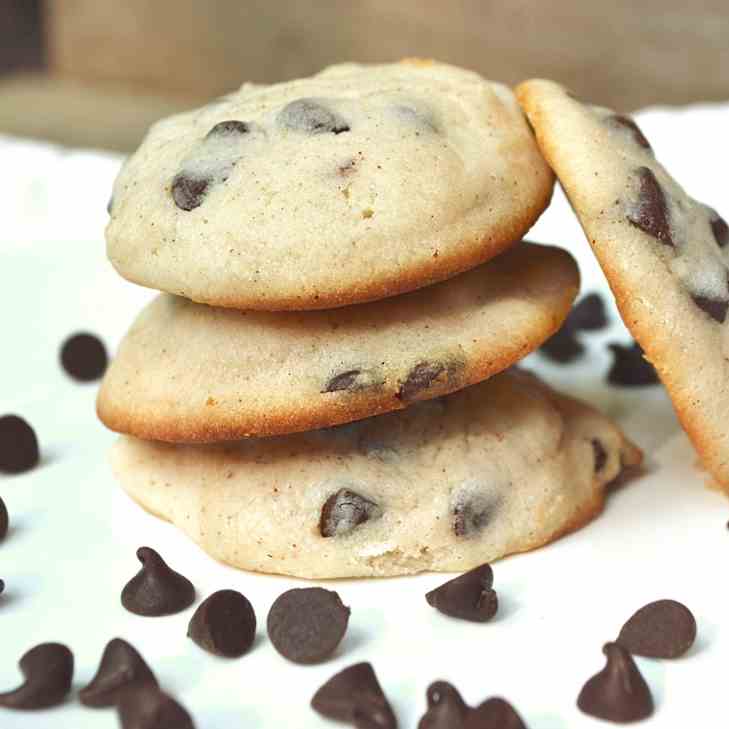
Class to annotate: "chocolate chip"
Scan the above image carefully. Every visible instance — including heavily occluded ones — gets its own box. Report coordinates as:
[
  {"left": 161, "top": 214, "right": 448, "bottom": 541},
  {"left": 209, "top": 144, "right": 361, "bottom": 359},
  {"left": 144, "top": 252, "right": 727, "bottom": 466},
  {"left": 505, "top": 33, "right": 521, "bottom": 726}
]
[
  {"left": 0, "top": 643, "right": 74, "bottom": 710},
  {"left": 691, "top": 294, "right": 729, "bottom": 323},
  {"left": 0, "top": 579, "right": 4, "bottom": 597},
  {"left": 710, "top": 211, "right": 729, "bottom": 248},
  {"left": 607, "top": 342, "right": 660, "bottom": 387},
  {"left": 418, "top": 682, "right": 470, "bottom": 729},
  {"left": 80, "top": 638, "right": 158, "bottom": 708},
  {"left": 610, "top": 115, "right": 652, "bottom": 150},
  {"left": 60, "top": 332, "right": 108, "bottom": 381},
  {"left": 0, "top": 414, "right": 39, "bottom": 474},
  {"left": 324, "top": 370, "right": 364, "bottom": 393},
  {"left": 187, "top": 589, "right": 256, "bottom": 658},
  {"left": 539, "top": 326, "right": 585, "bottom": 363},
  {"left": 617, "top": 599, "right": 696, "bottom": 658},
  {"left": 569, "top": 293, "right": 608, "bottom": 331},
  {"left": 206, "top": 120, "right": 250, "bottom": 137},
  {"left": 577, "top": 642, "right": 654, "bottom": 723},
  {"left": 320, "top": 488, "right": 382, "bottom": 537},
  {"left": 426, "top": 564, "right": 498, "bottom": 623},
  {"left": 117, "top": 685, "right": 195, "bottom": 729},
  {"left": 278, "top": 99, "right": 350, "bottom": 135},
  {"left": 171, "top": 173, "right": 210, "bottom": 211},
  {"left": 627, "top": 167, "right": 674, "bottom": 247},
  {"left": 592, "top": 439, "right": 608, "bottom": 472},
  {"left": 311, "top": 662, "right": 397, "bottom": 729},
  {"left": 398, "top": 361, "right": 448, "bottom": 401},
  {"left": 466, "top": 698, "right": 528, "bottom": 729},
  {"left": 121, "top": 547, "right": 195, "bottom": 617},
  {"left": 453, "top": 496, "right": 497, "bottom": 537},
  {"left": 0, "top": 495, "right": 7, "bottom": 540},
  {"left": 267, "top": 587, "right": 350, "bottom": 664}
]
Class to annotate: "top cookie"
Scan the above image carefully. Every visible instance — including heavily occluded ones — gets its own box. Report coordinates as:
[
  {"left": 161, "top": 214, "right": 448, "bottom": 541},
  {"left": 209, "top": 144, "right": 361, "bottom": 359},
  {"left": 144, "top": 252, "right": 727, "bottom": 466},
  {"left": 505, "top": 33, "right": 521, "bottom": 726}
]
[
  {"left": 107, "top": 60, "right": 553, "bottom": 310},
  {"left": 517, "top": 79, "right": 729, "bottom": 488}
]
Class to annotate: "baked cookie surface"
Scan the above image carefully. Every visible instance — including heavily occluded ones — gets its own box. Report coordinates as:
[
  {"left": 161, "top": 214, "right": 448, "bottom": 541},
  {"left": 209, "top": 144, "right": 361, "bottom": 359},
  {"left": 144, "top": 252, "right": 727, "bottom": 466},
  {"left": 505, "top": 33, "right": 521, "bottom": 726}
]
[
  {"left": 106, "top": 60, "right": 553, "bottom": 310},
  {"left": 98, "top": 241, "right": 578, "bottom": 442},
  {"left": 517, "top": 79, "right": 729, "bottom": 488},
  {"left": 111, "top": 369, "right": 641, "bottom": 579}
]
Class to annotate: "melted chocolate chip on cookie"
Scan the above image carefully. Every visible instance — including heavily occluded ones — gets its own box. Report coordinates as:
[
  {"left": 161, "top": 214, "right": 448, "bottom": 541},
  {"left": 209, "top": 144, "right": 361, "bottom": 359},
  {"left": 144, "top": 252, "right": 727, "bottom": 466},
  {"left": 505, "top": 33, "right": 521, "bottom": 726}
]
[
  {"left": 691, "top": 294, "right": 729, "bottom": 323},
  {"left": 323, "top": 369, "right": 381, "bottom": 393},
  {"left": 277, "top": 99, "right": 350, "bottom": 135},
  {"left": 627, "top": 167, "right": 674, "bottom": 247},
  {"left": 710, "top": 211, "right": 729, "bottom": 248},
  {"left": 452, "top": 489, "right": 498, "bottom": 537},
  {"left": 610, "top": 115, "right": 652, "bottom": 150},
  {"left": 0, "top": 415, "right": 39, "bottom": 474},
  {"left": 398, "top": 361, "right": 460, "bottom": 401},
  {"left": 592, "top": 439, "right": 608, "bottom": 473},
  {"left": 320, "top": 489, "right": 382, "bottom": 537},
  {"left": 206, "top": 120, "right": 250, "bottom": 138},
  {"left": 607, "top": 341, "right": 660, "bottom": 386},
  {"left": 171, "top": 173, "right": 210, "bottom": 211}
]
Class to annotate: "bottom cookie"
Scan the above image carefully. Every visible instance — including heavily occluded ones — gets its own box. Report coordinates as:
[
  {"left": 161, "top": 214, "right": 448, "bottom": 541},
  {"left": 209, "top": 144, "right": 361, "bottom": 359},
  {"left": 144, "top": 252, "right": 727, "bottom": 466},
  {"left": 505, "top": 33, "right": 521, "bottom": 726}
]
[{"left": 111, "top": 370, "right": 641, "bottom": 578}]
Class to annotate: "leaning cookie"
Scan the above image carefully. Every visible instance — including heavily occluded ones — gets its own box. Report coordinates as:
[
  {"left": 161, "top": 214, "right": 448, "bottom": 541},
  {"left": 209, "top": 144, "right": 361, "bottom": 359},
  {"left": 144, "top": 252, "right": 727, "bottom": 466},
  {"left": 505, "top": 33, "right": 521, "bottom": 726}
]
[
  {"left": 98, "top": 241, "right": 578, "bottom": 442},
  {"left": 106, "top": 59, "right": 553, "bottom": 311},
  {"left": 517, "top": 79, "right": 729, "bottom": 489},
  {"left": 111, "top": 369, "right": 641, "bottom": 579}
]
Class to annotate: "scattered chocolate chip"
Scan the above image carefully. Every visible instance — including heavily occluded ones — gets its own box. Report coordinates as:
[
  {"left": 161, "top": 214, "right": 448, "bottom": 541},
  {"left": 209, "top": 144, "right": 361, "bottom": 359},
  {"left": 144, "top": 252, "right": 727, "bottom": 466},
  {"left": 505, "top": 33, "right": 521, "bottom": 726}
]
[
  {"left": 569, "top": 293, "right": 609, "bottom": 331},
  {"left": 117, "top": 685, "right": 195, "bottom": 729},
  {"left": 0, "top": 643, "right": 74, "bottom": 710},
  {"left": 418, "top": 682, "right": 470, "bottom": 729},
  {"left": 610, "top": 115, "right": 652, "bottom": 150},
  {"left": 277, "top": 99, "right": 350, "bottom": 135},
  {"left": 320, "top": 488, "right": 382, "bottom": 537},
  {"left": 324, "top": 370, "right": 364, "bottom": 393},
  {"left": 206, "top": 120, "right": 250, "bottom": 137},
  {"left": 312, "top": 662, "right": 397, "bottom": 729},
  {"left": 539, "top": 326, "right": 585, "bottom": 363},
  {"left": 0, "top": 414, "right": 39, "bottom": 474},
  {"left": 60, "top": 332, "right": 108, "bottom": 381},
  {"left": 710, "top": 211, "right": 729, "bottom": 248},
  {"left": 398, "top": 362, "right": 448, "bottom": 401},
  {"left": 626, "top": 167, "right": 674, "bottom": 247},
  {"left": 592, "top": 439, "right": 608, "bottom": 472},
  {"left": 80, "top": 638, "right": 158, "bottom": 708},
  {"left": 171, "top": 173, "right": 210, "bottom": 211},
  {"left": 187, "top": 589, "right": 256, "bottom": 658},
  {"left": 0, "top": 495, "right": 7, "bottom": 540},
  {"left": 466, "top": 698, "right": 528, "bottom": 729},
  {"left": 453, "top": 496, "right": 497, "bottom": 537},
  {"left": 426, "top": 564, "right": 497, "bottom": 623},
  {"left": 617, "top": 599, "right": 696, "bottom": 658},
  {"left": 0, "top": 579, "right": 4, "bottom": 596},
  {"left": 607, "top": 342, "right": 660, "bottom": 387},
  {"left": 121, "top": 547, "right": 195, "bottom": 617},
  {"left": 691, "top": 294, "right": 729, "bottom": 323},
  {"left": 267, "top": 587, "right": 350, "bottom": 664},
  {"left": 577, "top": 642, "right": 654, "bottom": 723}
]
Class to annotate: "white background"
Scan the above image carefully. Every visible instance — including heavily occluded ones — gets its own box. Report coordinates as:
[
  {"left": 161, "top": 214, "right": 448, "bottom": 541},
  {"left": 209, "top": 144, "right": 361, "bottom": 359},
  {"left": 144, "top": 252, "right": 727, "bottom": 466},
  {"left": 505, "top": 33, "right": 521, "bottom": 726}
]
[{"left": 1, "top": 101, "right": 728, "bottom": 728}]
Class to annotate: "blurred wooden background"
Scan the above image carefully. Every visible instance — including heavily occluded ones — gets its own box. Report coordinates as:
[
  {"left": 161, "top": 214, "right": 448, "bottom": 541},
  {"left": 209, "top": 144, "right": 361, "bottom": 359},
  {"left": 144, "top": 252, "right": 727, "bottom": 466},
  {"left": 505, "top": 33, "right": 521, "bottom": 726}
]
[{"left": 2, "top": 0, "right": 729, "bottom": 151}]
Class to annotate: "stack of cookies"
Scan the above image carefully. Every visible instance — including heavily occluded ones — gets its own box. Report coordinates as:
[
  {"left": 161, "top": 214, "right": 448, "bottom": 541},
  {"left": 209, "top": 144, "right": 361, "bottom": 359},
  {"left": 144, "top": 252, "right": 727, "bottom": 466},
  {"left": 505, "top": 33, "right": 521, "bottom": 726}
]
[{"left": 97, "top": 60, "right": 640, "bottom": 578}]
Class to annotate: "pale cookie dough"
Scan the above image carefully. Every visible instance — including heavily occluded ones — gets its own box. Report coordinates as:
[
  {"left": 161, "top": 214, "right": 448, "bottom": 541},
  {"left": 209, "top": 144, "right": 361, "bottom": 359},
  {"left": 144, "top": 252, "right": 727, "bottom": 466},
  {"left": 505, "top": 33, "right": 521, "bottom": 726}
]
[
  {"left": 106, "top": 59, "right": 553, "bottom": 311},
  {"left": 98, "top": 241, "right": 578, "bottom": 442},
  {"left": 111, "top": 369, "right": 642, "bottom": 579},
  {"left": 516, "top": 79, "right": 729, "bottom": 489}
]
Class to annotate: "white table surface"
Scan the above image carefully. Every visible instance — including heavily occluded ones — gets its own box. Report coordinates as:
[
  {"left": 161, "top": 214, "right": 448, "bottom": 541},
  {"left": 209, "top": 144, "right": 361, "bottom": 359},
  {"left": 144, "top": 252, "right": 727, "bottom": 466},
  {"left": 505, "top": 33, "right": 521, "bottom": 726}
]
[{"left": 1, "top": 100, "right": 728, "bottom": 728}]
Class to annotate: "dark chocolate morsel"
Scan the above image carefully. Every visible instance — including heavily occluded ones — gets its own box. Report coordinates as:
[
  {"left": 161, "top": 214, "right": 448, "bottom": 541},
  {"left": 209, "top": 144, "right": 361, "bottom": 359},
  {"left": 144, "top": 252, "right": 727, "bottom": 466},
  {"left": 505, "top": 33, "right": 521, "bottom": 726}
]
[
  {"left": 626, "top": 166, "right": 674, "bottom": 247},
  {"left": 267, "top": 587, "right": 350, "bottom": 664},
  {"left": 121, "top": 547, "right": 195, "bottom": 617},
  {"left": 311, "top": 662, "right": 397, "bottom": 729},
  {"left": 568, "top": 292, "right": 609, "bottom": 331},
  {"left": 206, "top": 120, "right": 250, "bottom": 137},
  {"left": 539, "top": 326, "right": 584, "bottom": 363},
  {"left": 691, "top": 294, "right": 729, "bottom": 323},
  {"left": 324, "top": 369, "right": 363, "bottom": 393},
  {"left": 592, "top": 439, "right": 608, "bottom": 473},
  {"left": 80, "top": 638, "right": 158, "bottom": 708},
  {"left": 617, "top": 599, "right": 697, "bottom": 658},
  {"left": 0, "top": 643, "right": 74, "bottom": 710},
  {"left": 0, "top": 495, "right": 7, "bottom": 540},
  {"left": 171, "top": 173, "right": 210, "bottom": 211},
  {"left": 710, "top": 211, "right": 729, "bottom": 248},
  {"left": 187, "top": 590, "right": 256, "bottom": 658},
  {"left": 453, "top": 496, "right": 497, "bottom": 537},
  {"left": 0, "top": 414, "right": 40, "bottom": 474},
  {"left": 117, "top": 685, "right": 195, "bottom": 729},
  {"left": 465, "top": 698, "right": 528, "bottom": 729},
  {"left": 610, "top": 115, "right": 652, "bottom": 150},
  {"left": 60, "top": 332, "right": 108, "bottom": 382},
  {"left": 398, "top": 361, "right": 448, "bottom": 401},
  {"left": 277, "top": 99, "right": 350, "bottom": 135},
  {"left": 426, "top": 564, "right": 498, "bottom": 623},
  {"left": 418, "top": 682, "right": 470, "bottom": 729},
  {"left": 577, "top": 642, "right": 654, "bottom": 723},
  {"left": 320, "top": 488, "right": 382, "bottom": 537},
  {"left": 607, "top": 342, "right": 660, "bottom": 387}
]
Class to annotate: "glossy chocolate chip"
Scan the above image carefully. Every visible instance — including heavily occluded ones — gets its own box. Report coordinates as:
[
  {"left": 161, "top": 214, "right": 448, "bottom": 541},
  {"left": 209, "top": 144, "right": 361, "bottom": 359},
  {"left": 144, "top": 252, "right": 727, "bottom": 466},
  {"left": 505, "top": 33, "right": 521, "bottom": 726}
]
[
  {"left": 418, "top": 682, "right": 470, "bottom": 729},
  {"left": 311, "top": 662, "right": 397, "bottom": 729},
  {"left": 466, "top": 698, "right": 528, "bottom": 729},
  {"left": 121, "top": 547, "right": 195, "bottom": 617},
  {"left": 569, "top": 293, "right": 608, "bottom": 331},
  {"left": 320, "top": 488, "right": 382, "bottom": 537},
  {"left": 617, "top": 599, "right": 696, "bottom": 658},
  {"left": 577, "top": 642, "right": 653, "bottom": 723},
  {"left": 187, "top": 589, "right": 256, "bottom": 658},
  {"left": 610, "top": 115, "right": 652, "bottom": 150},
  {"left": 426, "top": 564, "right": 498, "bottom": 623},
  {"left": 0, "top": 414, "right": 39, "bottom": 474},
  {"left": 0, "top": 495, "right": 7, "bottom": 540},
  {"left": 691, "top": 294, "right": 729, "bottom": 323},
  {"left": 453, "top": 497, "right": 497, "bottom": 537},
  {"left": 398, "top": 362, "right": 447, "bottom": 401},
  {"left": 592, "top": 439, "right": 608, "bottom": 473},
  {"left": 117, "top": 685, "right": 195, "bottom": 729},
  {"left": 539, "top": 326, "right": 585, "bottom": 363},
  {"left": 710, "top": 211, "right": 729, "bottom": 248},
  {"left": 0, "top": 643, "right": 74, "bottom": 710},
  {"left": 60, "top": 332, "right": 108, "bottom": 382},
  {"left": 171, "top": 173, "right": 210, "bottom": 211},
  {"left": 80, "top": 638, "right": 158, "bottom": 708},
  {"left": 607, "top": 342, "right": 660, "bottom": 387},
  {"left": 277, "top": 99, "right": 350, "bottom": 135},
  {"left": 206, "top": 120, "right": 250, "bottom": 137},
  {"left": 267, "top": 587, "right": 350, "bottom": 664},
  {"left": 626, "top": 167, "right": 674, "bottom": 247}
]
